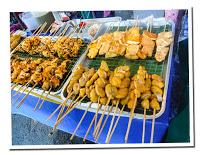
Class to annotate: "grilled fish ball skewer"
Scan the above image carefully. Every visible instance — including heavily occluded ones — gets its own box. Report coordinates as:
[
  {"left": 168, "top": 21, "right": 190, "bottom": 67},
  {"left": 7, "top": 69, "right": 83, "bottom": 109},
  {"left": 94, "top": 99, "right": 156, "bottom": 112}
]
[
  {"left": 150, "top": 97, "right": 161, "bottom": 143},
  {"left": 94, "top": 83, "right": 118, "bottom": 136},
  {"left": 47, "top": 65, "right": 85, "bottom": 121}
]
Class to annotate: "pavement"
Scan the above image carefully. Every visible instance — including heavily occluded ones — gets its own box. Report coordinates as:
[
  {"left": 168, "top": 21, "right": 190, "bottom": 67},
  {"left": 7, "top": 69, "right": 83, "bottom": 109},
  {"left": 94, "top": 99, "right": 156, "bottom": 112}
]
[{"left": 12, "top": 114, "right": 94, "bottom": 145}]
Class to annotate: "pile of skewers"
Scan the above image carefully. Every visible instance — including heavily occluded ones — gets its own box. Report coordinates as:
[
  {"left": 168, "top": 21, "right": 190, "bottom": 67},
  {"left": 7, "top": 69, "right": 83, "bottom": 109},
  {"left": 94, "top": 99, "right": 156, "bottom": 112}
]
[
  {"left": 15, "top": 36, "right": 83, "bottom": 59},
  {"left": 87, "top": 24, "right": 173, "bottom": 62},
  {"left": 11, "top": 56, "right": 70, "bottom": 109},
  {"left": 10, "top": 33, "right": 22, "bottom": 51},
  {"left": 48, "top": 60, "right": 164, "bottom": 143}
]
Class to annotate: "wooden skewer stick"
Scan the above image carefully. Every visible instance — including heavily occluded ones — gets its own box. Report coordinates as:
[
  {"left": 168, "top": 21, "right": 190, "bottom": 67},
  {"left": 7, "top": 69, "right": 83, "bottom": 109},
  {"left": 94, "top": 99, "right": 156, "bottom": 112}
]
[
  {"left": 16, "top": 83, "right": 37, "bottom": 108},
  {"left": 107, "top": 104, "right": 125, "bottom": 144},
  {"left": 38, "top": 87, "right": 52, "bottom": 109},
  {"left": 94, "top": 97, "right": 100, "bottom": 130},
  {"left": 105, "top": 100, "right": 120, "bottom": 143},
  {"left": 83, "top": 104, "right": 102, "bottom": 142},
  {"left": 53, "top": 95, "right": 77, "bottom": 130},
  {"left": 142, "top": 108, "right": 147, "bottom": 143},
  {"left": 70, "top": 102, "right": 93, "bottom": 140},
  {"left": 51, "top": 95, "right": 79, "bottom": 132},
  {"left": 95, "top": 104, "right": 114, "bottom": 142},
  {"left": 150, "top": 108, "right": 156, "bottom": 143},
  {"left": 52, "top": 27, "right": 60, "bottom": 36},
  {"left": 93, "top": 98, "right": 111, "bottom": 136},
  {"left": 34, "top": 22, "right": 46, "bottom": 36},
  {"left": 34, "top": 90, "right": 45, "bottom": 110},
  {"left": 46, "top": 91, "right": 74, "bottom": 121},
  {"left": 12, "top": 81, "right": 32, "bottom": 103},
  {"left": 32, "top": 23, "right": 43, "bottom": 36},
  {"left": 12, "top": 80, "right": 31, "bottom": 97},
  {"left": 35, "top": 22, "right": 47, "bottom": 36},
  {"left": 125, "top": 97, "right": 137, "bottom": 143},
  {"left": 54, "top": 95, "right": 87, "bottom": 128},
  {"left": 44, "top": 23, "right": 53, "bottom": 36},
  {"left": 11, "top": 84, "right": 17, "bottom": 90}
]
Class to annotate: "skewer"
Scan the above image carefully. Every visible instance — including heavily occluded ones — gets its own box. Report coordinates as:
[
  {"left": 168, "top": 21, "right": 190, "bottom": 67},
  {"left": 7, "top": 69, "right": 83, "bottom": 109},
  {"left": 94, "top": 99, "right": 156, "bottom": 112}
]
[
  {"left": 125, "top": 96, "right": 137, "bottom": 143},
  {"left": 34, "top": 90, "right": 45, "bottom": 110},
  {"left": 12, "top": 80, "right": 32, "bottom": 97},
  {"left": 11, "top": 83, "right": 16, "bottom": 90},
  {"left": 16, "top": 83, "right": 37, "bottom": 108},
  {"left": 94, "top": 97, "right": 100, "bottom": 130},
  {"left": 35, "top": 22, "right": 47, "bottom": 36},
  {"left": 150, "top": 108, "right": 156, "bottom": 143},
  {"left": 94, "top": 104, "right": 114, "bottom": 142},
  {"left": 54, "top": 95, "right": 87, "bottom": 128},
  {"left": 105, "top": 100, "right": 120, "bottom": 143},
  {"left": 38, "top": 87, "right": 52, "bottom": 109},
  {"left": 32, "top": 23, "right": 43, "bottom": 36},
  {"left": 107, "top": 104, "right": 125, "bottom": 143},
  {"left": 93, "top": 98, "right": 111, "bottom": 137},
  {"left": 83, "top": 104, "right": 102, "bottom": 141},
  {"left": 142, "top": 108, "right": 147, "bottom": 143},
  {"left": 12, "top": 81, "right": 32, "bottom": 103},
  {"left": 46, "top": 91, "right": 74, "bottom": 121},
  {"left": 44, "top": 23, "right": 53, "bottom": 36},
  {"left": 70, "top": 102, "right": 93, "bottom": 140}
]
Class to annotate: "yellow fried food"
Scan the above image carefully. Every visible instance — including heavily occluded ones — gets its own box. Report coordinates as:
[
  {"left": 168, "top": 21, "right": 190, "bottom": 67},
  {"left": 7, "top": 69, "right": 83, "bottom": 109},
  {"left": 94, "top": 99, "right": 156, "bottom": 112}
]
[
  {"left": 100, "top": 97, "right": 108, "bottom": 105},
  {"left": 120, "top": 78, "right": 130, "bottom": 88},
  {"left": 105, "top": 84, "right": 117, "bottom": 99},
  {"left": 95, "top": 78, "right": 107, "bottom": 88},
  {"left": 120, "top": 95, "right": 129, "bottom": 106},
  {"left": 151, "top": 74, "right": 163, "bottom": 82},
  {"left": 115, "top": 88, "right": 129, "bottom": 99},
  {"left": 100, "top": 60, "right": 110, "bottom": 72},
  {"left": 152, "top": 80, "right": 164, "bottom": 88},
  {"left": 112, "top": 99, "right": 118, "bottom": 105},
  {"left": 90, "top": 88, "right": 98, "bottom": 103},
  {"left": 110, "top": 76, "right": 122, "bottom": 88},
  {"left": 86, "top": 72, "right": 99, "bottom": 87},
  {"left": 141, "top": 90, "right": 152, "bottom": 100},
  {"left": 141, "top": 99, "right": 150, "bottom": 109},
  {"left": 151, "top": 85, "right": 163, "bottom": 95},
  {"left": 150, "top": 98, "right": 160, "bottom": 110},
  {"left": 73, "top": 83, "right": 80, "bottom": 94},
  {"left": 145, "top": 78, "right": 152, "bottom": 91},
  {"left": 79, "top": 88, "right": 86, "bottom": 97},
  {"left": 97, "top": 68, "right": 107, "bottom": 79},
  {"left": 95, "top": 83, "right": 106, "bottom": 97}
]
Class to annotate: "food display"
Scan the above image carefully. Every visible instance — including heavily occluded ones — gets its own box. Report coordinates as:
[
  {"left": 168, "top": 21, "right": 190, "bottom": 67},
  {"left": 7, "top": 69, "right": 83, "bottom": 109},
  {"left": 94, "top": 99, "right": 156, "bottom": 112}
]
[
  {"left": 11, "top": 18, "right": 175, "bottom": 144},
  {"left": 11, "top": 57, "right": 70, "bottom": 90},
  {"left": 87, "top": 26, "right": 173, "bottom": 62},
  {"left": 50, "top": 60, "right": 164, "bottom": 143},
  {"left": 15, "top": 36, "right": 83, "bottom": 59}
]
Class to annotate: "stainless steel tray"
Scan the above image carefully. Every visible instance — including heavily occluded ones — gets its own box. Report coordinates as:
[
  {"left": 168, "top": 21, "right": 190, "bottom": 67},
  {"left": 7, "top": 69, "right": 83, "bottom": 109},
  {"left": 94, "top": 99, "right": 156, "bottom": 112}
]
[
  {"left": 11, "top": 35, "right": 88, "bottom": 95},
  {"left": 61, "top": 18, "right": 175, "bottom": 120}
]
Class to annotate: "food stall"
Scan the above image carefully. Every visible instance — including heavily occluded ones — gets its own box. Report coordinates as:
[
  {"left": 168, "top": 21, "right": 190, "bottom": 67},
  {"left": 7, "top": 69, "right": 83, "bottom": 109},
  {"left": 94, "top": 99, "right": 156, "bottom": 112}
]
[{"left": 10, "top": 13, "right": 182, "bottom": 144}]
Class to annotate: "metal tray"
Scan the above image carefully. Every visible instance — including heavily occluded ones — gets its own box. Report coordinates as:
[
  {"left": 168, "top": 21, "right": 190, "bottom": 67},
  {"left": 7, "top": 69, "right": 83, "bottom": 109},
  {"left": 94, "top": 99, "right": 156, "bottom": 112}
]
[
  {"left": 11, "top": 36, "right": 88, "bottom": 95},
  {"left": 61, "top": 18, "right": 175, "bottom": 120}
]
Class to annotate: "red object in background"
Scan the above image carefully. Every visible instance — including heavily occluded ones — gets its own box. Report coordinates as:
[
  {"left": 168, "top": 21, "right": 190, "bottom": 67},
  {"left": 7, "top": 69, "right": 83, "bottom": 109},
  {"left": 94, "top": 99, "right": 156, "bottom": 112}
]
[{"left": 80, "top": 21, "right": 86, "bottom": 27}]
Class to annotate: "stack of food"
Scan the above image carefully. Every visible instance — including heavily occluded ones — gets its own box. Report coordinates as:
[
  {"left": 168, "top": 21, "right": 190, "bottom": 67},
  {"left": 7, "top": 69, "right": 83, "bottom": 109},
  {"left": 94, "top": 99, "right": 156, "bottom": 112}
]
[
  {"left": 155, "top": 31, "right": 173, "bottom": 62},
  {"left": 87, "top": 27, "right": 173, "bottom": 62},
  {"left": 51, "top": 61, "right": 165, "bottom": 143},
  {"left": 15, "top": 36, "right": 83, "bottom": 59},
  {"left": 11, "top": 57, "right": 70, "bottom": 91}
]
